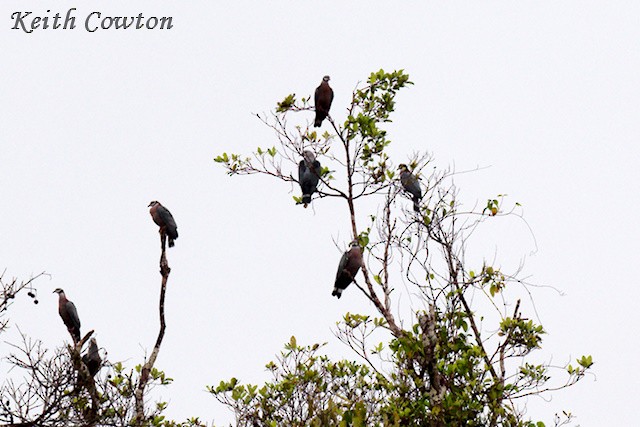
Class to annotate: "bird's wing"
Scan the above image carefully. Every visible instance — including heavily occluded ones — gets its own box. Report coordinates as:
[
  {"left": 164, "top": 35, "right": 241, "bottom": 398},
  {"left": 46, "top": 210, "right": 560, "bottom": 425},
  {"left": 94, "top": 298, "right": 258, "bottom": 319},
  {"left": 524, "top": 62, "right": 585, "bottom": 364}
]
[
  {"left": 310, "top": 161, "right": 321, "bottom": 185},
  {"left": 400, "top": 170, "right": 410, "bottom": 187},
  {"left": 66, "top": 301, "right": 81, "bottom": 330},
  {"left": 408, "top": 174, "right": 421, "bottom": 198},
  {"left": 401, "top": 171, "right": 421, "bottom": 197},
  {"left": 335, "top": 250, "right": 349, "bottom": 279},
  {"left": 157, "top": 205, "right": 177, "bottom": 230},
  {"left": 88, "top": 340, "right": 100, "bottom": 360},
  {"left": 298, "top": 160, "right": 306, "bottom": 182},
  {"left": 319, "top": 84, "right": 332, "bottom": 110}
]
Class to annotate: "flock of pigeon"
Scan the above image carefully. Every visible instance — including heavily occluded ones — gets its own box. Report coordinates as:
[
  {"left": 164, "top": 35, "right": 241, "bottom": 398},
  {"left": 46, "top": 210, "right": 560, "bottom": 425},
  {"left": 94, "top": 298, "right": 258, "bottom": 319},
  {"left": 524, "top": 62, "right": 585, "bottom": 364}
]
[
  {"left": 51, "top": 77, "right": 424, "bottom": 368},
  {"left": 50, "top": 200, "right": 179, "bottom": 374},
  {"left": 299, "top": 76, "right": 423, "bottom": 298}
]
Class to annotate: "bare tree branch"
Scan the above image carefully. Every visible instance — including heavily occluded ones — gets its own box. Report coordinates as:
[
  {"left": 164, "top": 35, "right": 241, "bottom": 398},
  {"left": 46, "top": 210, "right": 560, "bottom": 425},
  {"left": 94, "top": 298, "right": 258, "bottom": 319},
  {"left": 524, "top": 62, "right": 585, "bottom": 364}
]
[{"left": 133, "top": 232, "right": 171, "bottom": 425}]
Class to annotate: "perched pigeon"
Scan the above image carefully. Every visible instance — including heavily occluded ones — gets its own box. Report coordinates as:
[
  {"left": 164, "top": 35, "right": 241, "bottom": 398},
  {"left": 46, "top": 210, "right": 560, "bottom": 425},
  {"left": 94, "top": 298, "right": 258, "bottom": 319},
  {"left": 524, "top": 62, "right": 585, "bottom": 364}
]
[
  {"left": 332, "top": 240, "right": 363, "bottom": 299},
  {"left": 314, "top": 75, "right": 334, "bottom": 127},
  {"left": 398, "top": 164, "right": 422, "bottom": 212},
  {"left": 148, "top": 201, "right": 178, "bottom": 247},
  {"left": 298, "top": 150, "right": 321, "bottom": 207},
  {"left": 53, "top": 288, "right": 81, "bottom": 343},
  {"left": 82, "top": 338, "right": 102, "bottom": 377}
]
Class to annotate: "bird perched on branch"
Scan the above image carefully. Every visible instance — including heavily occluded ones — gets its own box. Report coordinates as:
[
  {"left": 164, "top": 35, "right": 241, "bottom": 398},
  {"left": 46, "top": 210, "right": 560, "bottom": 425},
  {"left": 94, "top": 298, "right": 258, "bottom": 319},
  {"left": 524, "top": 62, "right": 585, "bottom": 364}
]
[
  {"left": 314, "top": 75, "right": 333, "bottom": 127},
  {"left": 82, "top": 337, "right": 102, "bottom": 377},
  {"left": 298, "top": 150, "right": 321, "bottom": 207},
  {"left": 398, "top": 164, "right": 422, "bottom": 212},
  {"left": 148, "top": 201, "right": 178, "bottom": 247},
  {"left": 332, "top": 240, "right": 363, "bottom": 299},
  {"left": 53, "top": 288, "right": 81, "bottom": 343}
]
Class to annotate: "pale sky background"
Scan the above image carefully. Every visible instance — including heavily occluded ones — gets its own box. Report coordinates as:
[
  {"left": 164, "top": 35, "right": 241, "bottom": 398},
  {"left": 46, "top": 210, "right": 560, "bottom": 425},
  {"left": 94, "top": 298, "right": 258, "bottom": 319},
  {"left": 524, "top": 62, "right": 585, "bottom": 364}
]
[{"left": 1, "top": 1, "right": 638, "bottom": 426}]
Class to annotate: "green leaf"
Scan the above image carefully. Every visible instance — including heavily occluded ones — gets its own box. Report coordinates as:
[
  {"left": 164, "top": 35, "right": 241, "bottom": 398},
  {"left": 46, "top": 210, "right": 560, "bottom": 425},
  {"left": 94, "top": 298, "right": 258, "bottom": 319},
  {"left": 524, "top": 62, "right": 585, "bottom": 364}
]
[
  {"left": 578, "top": 355, "right": 593, "bottom": 368},
  {"left": 276, "top": 94, "right": 296, "bottom": 112},
  {"left": 214, "top": 152, "right": 230, "bottom": 163}
]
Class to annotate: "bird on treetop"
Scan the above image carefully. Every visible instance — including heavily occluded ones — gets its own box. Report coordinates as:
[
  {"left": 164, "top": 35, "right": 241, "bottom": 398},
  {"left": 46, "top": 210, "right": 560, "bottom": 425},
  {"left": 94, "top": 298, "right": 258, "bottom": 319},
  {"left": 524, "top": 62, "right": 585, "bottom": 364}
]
[
  {"left": 298, "top": 150, "right": 322, "bottom": 208},
  {"left": 53, "top": 288, "right": 81, "bottom": 344},
  {"left": 148, "top": 201, "right": 179, "bottom": 247},
  {"left": 332, "top": 239, "right": 363, "bottom": 299},
  {"left": 82, "top": 337, "right": 102, "bottom": 377},
  {"left": 398, "top": 164, "right": 422, "bottom": 213},
  {"left": 314, "top": 75, "right": 334, "bottom": 127}
]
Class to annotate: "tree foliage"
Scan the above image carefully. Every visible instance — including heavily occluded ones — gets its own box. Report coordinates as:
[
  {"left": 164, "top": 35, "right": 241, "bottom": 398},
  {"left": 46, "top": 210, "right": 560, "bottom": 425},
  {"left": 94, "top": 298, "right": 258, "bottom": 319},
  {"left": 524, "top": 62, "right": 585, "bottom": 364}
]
[{"left": 213, "top": 69, "right": 592, "bottom": 426}]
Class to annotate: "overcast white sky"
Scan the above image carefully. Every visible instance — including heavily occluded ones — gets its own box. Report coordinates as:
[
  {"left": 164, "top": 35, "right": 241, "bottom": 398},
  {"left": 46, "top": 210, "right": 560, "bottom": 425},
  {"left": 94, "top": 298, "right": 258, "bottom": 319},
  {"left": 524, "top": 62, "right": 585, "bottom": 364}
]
[{"left": 1, "top": 1, "right": 639, "bottom": 425}]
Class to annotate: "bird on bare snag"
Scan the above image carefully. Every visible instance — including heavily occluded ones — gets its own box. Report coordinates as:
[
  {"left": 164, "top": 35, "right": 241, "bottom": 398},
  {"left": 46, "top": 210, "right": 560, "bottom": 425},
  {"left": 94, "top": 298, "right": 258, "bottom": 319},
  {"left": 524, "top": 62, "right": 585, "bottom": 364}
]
[
  {"left": 53, "top": 288, "right": 81, "bottom": 343},
  {"left": 314, "top": 75, "right": 334, "bottom": 127},
  {"left": 332, "top": 240, "right": 363, "bottom": 299},
  {"left": 148, "top": 201, "right": 178, "bottom": 247},
  {"left": 298, "top": 150, "right": 321, "bottom": 207},
  {"left": 398, "top": 164, "right": 422, "bottom": 212},
  {"left": 82, "top": 337, "right": 102, "bottom": 377}
]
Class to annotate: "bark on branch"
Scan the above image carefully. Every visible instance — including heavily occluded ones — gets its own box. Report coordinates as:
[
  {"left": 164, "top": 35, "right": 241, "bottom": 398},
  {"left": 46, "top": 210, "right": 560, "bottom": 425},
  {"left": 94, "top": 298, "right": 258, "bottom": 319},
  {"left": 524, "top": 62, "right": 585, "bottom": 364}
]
[{"left": 133, "top": 233, "right": 170, "bottom": 425}]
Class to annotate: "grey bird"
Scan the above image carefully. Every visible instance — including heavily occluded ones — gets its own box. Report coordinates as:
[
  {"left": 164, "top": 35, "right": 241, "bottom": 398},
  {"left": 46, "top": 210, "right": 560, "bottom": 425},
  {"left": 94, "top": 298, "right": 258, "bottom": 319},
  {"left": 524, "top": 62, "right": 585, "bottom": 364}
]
[
  {"left": 298, "top": 150, "right": 322, "bottom": 207},
  {"left": 148, "top": 201, "right": 179, "bottom": 247},
  {"left": 53, "top": 288, "right": 81, "bottom": 343},
  {"left": 82, "top": 337, "right": 102, "bottom": 377},
  {"left": 398, "top": 164, "right": 422, "bottom": 212},
  {"left": 314, "top": 75, "right": 334, "bottom": 127},
  {"left": 332, "top": 240, "right": 363, "bottom": 298}
]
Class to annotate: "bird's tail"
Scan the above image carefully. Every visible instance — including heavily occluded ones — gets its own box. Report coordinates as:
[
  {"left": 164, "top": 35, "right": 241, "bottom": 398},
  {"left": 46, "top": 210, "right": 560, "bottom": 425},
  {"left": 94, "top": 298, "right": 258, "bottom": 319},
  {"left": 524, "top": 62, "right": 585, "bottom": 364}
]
[
  {"left": 413, "top": 195, "right": 420, "bottom": 212},
  {"left": 168, "top": 239, "right": 175, "bottom": 247},
  {"left": 314, "top": 112, "right": 326, "bottom": 127},
  {"left": 332, "top": 288, "right": 342, "bottom": 299}
]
